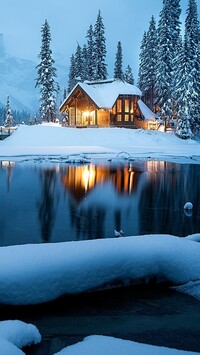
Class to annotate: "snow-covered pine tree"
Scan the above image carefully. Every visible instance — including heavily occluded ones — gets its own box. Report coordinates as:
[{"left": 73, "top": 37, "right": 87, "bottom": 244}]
[
  {"left": 170, "top": 0, "right": 182, "bottom": 115},
  {"left": 63, "top": 88, "right": 67, "bottom": 101},
  {"left": 114, "top": 41, "right": 124, "bottom": 81},
  {"left": 145, "top": 16, "right": 158, "bottom": 112},
  {"left": 86, "top": 24, "right": 95, "bottom": 81},
  {"left": 35, "top": 20, "right": 59, "bottom": 122},
  {"left": 5, "top": 95, "right": 13, "bottom": 126},
  {"left": 184, "top": 0, "right": 200, "bottom": 134},
  {"left": 155, "top": 0, "right": 174, "bottom": 124},
  {"left": 124, "top": 65, "right": 134, "bottom": 85},
  {"left": 74, "top": 43, "right": 83, "bottom": 82},
  {"left": 68, "top": 54, "right": 76, "bottom": 93},
  {"left": 176, "top": 105, "right": 193, "bottom": 139},
  {"left": 174, "top": 39, "right": 193, "bottom": 139},
  {"left": 82, "top": 44, "right": 88, "bottom": 82},
  {"left": 138, "top": 31, "right": 149, "bottom": 101},
  {"left": 93, "top": 10, "right": 108, "bottom": 80},
  {"left": 170, "top": 0, "right": 181, "bottom": 48}
]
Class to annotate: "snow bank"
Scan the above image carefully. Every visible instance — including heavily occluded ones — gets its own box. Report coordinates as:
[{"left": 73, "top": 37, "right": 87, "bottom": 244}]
[
  {"left": 1, "top": 235, "right": 200, "bottom": 305},
  {"left": 0, "top": 320, "right": 41, "bottom": 354},
  {"left": 185, "top": 233, "right": 200, "bottom": 242},
  {"left": 54, "top": 335, "right": 199, "bottom": 355},
  {"left": 0, "top": 125, "right": 199, "bottom": 160}
]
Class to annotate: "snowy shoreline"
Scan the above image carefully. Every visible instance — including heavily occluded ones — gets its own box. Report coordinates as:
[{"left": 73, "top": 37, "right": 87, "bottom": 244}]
[{"left": 0, "top": 125, "right": 199, "bottom": 165}]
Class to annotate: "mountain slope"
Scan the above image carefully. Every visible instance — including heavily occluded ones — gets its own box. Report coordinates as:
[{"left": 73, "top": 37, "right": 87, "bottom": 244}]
[{"left": 0, "top": 54, "right": 67, "bottom": 114}]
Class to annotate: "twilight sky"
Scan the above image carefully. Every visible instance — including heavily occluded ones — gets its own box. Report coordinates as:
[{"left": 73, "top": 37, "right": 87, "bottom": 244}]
[{"left": 0, "top": 0, "right": 198, "bottom": 79}]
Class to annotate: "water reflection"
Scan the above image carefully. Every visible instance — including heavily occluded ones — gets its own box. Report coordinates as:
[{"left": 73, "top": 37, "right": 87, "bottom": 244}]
[
  {"left": 0, "top": 161, "right": 199, "bottom": 246},
  {"left": 38, "top": 169, "right": 58, "bottom": 242}
]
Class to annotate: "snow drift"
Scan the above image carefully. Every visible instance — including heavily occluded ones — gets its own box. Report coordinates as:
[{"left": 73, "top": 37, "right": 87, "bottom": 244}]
[
  {"left": 0, "top": 235, "right": 200, "bottom": 305},
  {"left": 0, "top": 124, "right": 199, "bottom": 159}
]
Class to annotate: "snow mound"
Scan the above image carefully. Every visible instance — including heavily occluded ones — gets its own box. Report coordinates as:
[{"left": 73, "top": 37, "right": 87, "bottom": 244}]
[
  {"left": 0, "top": 320, "right": 41, "bottom": 354},
  {"left": 174, "top": 280, "right": 200, "bottom": 301},
  {"left": 185, "top": 234, "right": 200, "bottom": 242},
  {"left": 54, "top": 335, "right": 199, "bottom": 355},
  {"left": 184, "top": 202, "right": 193, "bottom": 210},
  {"left": 1, "top": 235, "right": 200, "bottom": 305}
]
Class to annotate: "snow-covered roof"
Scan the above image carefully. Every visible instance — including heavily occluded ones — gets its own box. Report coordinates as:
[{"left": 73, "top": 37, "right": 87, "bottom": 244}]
[
  {"left": 137, "top": 99, "right": 157, "bottom": 121},
  {"left": 61, "top": 79, "right": 142, "bottom": 110}
]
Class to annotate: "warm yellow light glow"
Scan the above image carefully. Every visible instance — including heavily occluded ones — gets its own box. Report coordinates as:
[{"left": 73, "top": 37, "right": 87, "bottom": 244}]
[
  {"left": 82, "top": 165, "right": 95, "bottom": 192},
  {"left": 129, "top": 171, "right": 134, "bottom": 194},
  {"left": 83, "top": 111, "right": 90, "bottom": 118},
  {"left": 83, "top": 111, "right": 95, "bottom": 118}
]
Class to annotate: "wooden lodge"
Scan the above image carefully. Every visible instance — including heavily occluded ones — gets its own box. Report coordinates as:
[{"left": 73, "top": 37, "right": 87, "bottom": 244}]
[{"left": 60, "top": 79, "right": 157, "bottom": 129}]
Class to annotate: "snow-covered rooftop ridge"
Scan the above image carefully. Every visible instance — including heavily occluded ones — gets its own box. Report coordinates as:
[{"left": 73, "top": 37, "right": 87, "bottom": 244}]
[
  {"left": 138, "top": 99, "right": 157, "bottom": 120},
  {"left": 61, "top": 79, "right": 142, "bottom": 110},
  {"left": 83, "top": 78, "right": 116, "bottom": 85}
]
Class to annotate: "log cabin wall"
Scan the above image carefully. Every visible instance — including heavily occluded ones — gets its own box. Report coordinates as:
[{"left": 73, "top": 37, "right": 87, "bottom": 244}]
[
  {"left": 97, "top": 109, "right": 110, "bottom": 127},
  {"left": 134, "top": 119, "right": 149, "bottom": 129}
]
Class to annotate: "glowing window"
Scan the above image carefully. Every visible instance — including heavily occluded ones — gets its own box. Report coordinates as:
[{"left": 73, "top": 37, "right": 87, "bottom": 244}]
[
  {"left": 117, "top": 99, "right": 122, "bottom": 112},
  {"left": 125, "top": 99, "right": 130, "bottom": 112}
]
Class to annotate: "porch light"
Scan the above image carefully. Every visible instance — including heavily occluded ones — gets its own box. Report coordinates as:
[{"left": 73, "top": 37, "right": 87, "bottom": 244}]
[{"left": 83, "top": 111, "right": 90, "bottom": 117}]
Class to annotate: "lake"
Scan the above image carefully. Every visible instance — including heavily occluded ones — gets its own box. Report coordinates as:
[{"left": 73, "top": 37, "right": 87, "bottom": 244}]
[
  {"left": 0, "top": 160, "right": 200, "bottom": 246},
  {"left": 1, "top": 159, "right": 200, "bottom": 354}
]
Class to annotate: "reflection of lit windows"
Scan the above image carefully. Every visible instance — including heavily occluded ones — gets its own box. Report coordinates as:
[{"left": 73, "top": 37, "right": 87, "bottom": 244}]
[
  {"left": 1, "top": 161, "right": 15, "bottom": 168},
  {"left": 129, "top": 171, "right": 135, "bottom": 194},
  {"left": 82, "top": 165, "right": 95, "bottom": 192}
]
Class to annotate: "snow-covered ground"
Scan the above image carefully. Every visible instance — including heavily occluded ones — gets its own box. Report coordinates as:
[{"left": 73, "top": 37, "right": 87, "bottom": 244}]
[
  {"left": 0, "top": 320, "right": 41, "bottom": 355},
  {"left": 54, "top": 335, "right": 200, "bottom": 355},
  {"left": 1, "top": 124, "right": 200, "bottom": 354},
  {"left": 0, "top": 324, "right": 199, "bottom": 355},
  {"left": 0, "top": 124, "right": 199, "bottom": 163}
]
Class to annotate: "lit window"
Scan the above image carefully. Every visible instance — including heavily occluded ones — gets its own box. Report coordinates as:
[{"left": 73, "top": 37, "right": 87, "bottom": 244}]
[
  {"left": 125, "top": 114, "right": 129, "bottom": 121},
  {"left": 125, "top": 99, "right": 129, "bottom": 112},
  {"left": 117, "top": 114, "right": 122, "bottom": 121},
  {"left": 117, "top": 99, "right": 122, "bottom": 112}
]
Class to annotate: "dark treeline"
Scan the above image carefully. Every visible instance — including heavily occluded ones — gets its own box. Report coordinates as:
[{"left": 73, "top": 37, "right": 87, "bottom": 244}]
[{"left": 0, "top": 105, "right": 30, "bottom": 126}]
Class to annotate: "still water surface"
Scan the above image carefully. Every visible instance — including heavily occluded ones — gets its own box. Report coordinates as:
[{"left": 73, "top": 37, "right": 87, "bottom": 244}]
[
  {"left": 0, "top": 160, "right": 200, "bottom": 246},
  {"left": 1, "top": 160, "right": 200, "bottom": 354}
]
